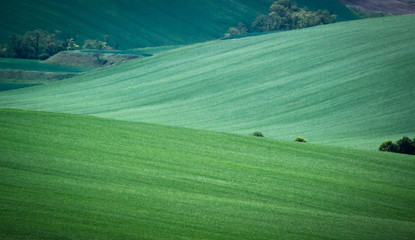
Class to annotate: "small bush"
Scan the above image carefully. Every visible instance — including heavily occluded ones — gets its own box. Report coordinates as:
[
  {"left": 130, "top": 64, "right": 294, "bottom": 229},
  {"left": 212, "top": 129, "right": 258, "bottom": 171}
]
[
  {"left": 295, "top": 137, "right": 307, "bottom": 143},
  {"left": 251, "top": 131, "right": 264, "bottom": 137}
]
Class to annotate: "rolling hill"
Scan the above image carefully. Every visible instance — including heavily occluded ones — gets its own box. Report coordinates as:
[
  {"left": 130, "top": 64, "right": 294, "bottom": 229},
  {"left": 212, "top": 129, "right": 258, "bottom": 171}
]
[
  {"left": 0, "top": 0, "right": 358, "bottom": 49},
  {"left": 1, "top": 109, "right": 414, "bottom": 239},
  {"left": 1, "top": 15, "right": 414, "bottom": 150}
]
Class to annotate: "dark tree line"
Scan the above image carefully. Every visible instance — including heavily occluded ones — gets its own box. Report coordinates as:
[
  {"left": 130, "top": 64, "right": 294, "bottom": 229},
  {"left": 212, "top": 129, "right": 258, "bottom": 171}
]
[
  {"left": 225, "top": 0, "right": 337, "bottom": 37},
  {"left": 379, "top": 137, "right": 415, "bottom": 155},
  {"left": 1, "top": 30, "right": 74, "bottom": 60},
  {"left": 0, "top": 30, "right": 118, "bottom": 60}
]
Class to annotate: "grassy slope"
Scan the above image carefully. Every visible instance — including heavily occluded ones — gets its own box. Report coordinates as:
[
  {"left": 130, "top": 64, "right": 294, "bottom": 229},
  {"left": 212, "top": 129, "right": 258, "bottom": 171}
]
[
  {"left": 1, "top": 16, "right": 414, "bottom": 149},
  {"left": 0, "top": 0, "right": 358, "bottom": 49},
  {"left": 1, "top": 109, "right": 414, "bottom": 239}
]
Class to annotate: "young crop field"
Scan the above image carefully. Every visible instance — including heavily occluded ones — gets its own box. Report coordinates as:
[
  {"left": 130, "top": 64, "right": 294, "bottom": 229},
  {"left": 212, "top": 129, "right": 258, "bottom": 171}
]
[
  {"left": 1, "top": 15, "right": 414, "bottom": 149},
  {"left": 1, "top": 109, "right": 414, "bottom": 239},
  {"left": 1, "top": 2, "right": 414, "bottom": 239}
]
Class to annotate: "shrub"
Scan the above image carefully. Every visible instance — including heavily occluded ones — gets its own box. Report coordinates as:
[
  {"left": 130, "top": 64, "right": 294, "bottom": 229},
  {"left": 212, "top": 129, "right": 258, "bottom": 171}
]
[
  {"left": 378, "top": 140, "right": 398, "bottom": 153},
  {"left": 295, "top": 137, "right": 307, "bottom": 142},
  {"left": 251, "top": 131, "right": 264, "bottom": 137}
]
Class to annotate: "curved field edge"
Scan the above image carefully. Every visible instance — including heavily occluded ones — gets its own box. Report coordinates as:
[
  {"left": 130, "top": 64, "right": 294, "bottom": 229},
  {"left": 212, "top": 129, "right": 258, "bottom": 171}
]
[
  {"left": 1, "top": 109, "right": 415, "bottom": 239},
  {"left": 1, "top": 16, "right": 414, "bottom": 150}
]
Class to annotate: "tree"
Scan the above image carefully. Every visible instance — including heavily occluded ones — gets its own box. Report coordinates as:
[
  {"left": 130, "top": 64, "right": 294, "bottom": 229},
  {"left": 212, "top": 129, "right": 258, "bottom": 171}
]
[
  {"left": 83, "top": 39, "right": 114, "bottom": 50},
  {"left": 271, "top": 0, "right": 298, "bottom": 11},
  {"left": 252, "top": 15, "right": 273, "bottom": 32},
  {"left": 396, "top": 137, "right": 415, "bottom": 155},
  {"left": 8, "top": 33, "right": 26, "bottom": 58},
  {"left": 379, "top": 137, "right": 415, "bottom": 155},
  {"left": 104, "top": 35, "right": 119, "bottom": 50},
  {"left": 318, "top": 10, "right": 337, "bottom": 24},
  {"left": 44, "top": 30, "right": 64, "bottom": 56},
  {"left": 24, "top": 30, "right": 44, "bottom": 59},
  {"left": 4, "top": 30, "right": 66, "bottom": 59},
  {"left": 66, "top": 38, "right": 80, "bottom": 51},
  {"left": 0, "top": 43, "right": 8, "bottom": 58},
  {"left": 378, "top": 141, "right": 399, "bottom": 153},
  {"left": 225, "top": 22, "right": 248, "bottom": 37},
  {"left": 245, "top": 0, "right": 337, "bottom": 34}
]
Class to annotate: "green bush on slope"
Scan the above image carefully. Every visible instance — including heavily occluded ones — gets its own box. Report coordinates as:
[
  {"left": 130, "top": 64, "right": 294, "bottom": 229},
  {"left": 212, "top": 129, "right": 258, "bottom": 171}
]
[
  {"left": 251, "top": 131, "right": 265, "bottom": 137},
  {"left": 295, "top": 137, "right": 307, "bottom": 142}
]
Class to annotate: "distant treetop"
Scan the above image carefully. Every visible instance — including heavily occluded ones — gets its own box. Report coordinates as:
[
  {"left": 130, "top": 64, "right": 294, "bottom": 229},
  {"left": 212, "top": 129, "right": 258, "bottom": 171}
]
[{"left": 225, "top": 0, "right": 337, "bottom": 37}]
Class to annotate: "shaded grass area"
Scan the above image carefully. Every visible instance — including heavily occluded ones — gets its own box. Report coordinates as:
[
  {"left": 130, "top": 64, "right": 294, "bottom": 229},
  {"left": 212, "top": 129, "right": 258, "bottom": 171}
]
[
  {"left": 44, "top": 51, "right": 143, "bottom": 68},
  {"left": 338, "top": 0, "right": 415, "bottom": 15},
  {"left": 0, "top": 58, "right": 91, "bottom": 72},
  {"left": 1, "top": 16, "right": 414, "bottom": 149},
  {"left": 346, "top": 5, "right": 393, "bottom": 18},
  {"left": 0, "top": 109, "right": 415, "bottom": 239},
  {"left": 0, "top": 58, "right": 87, "bottom": 87},
  {"left": 0, "top": 70, "right": 77, "bottom": 84},
  {"left": 0, "top": 83, "right": 39, "bottom": 91}
]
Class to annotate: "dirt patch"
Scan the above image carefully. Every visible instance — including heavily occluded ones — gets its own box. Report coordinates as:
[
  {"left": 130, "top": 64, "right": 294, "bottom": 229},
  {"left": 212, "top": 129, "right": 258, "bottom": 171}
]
[
  {"left": 338, "top": 0, "right": 415, "bottom": 14},
  {"left": 45, "top": 51, "right": 143, "bottom": 68}
]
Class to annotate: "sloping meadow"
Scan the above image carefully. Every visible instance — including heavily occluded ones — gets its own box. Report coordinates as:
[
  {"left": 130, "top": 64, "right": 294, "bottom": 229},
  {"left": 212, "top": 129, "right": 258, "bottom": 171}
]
[
  {"left": 1, "top": 15, "right": 414, "bottom": 149},
  {"left": 1, "top": 109, "right": 415, "bottom": 239}
]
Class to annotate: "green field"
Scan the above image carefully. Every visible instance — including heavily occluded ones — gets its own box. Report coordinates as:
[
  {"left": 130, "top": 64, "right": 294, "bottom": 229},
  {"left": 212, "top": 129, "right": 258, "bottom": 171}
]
[
  {"left": 1, "top": 15, "right": 414, "bottom": 149},
  {"left": 1, "top": 2, "right": 414, "bottom": 239},
  {"left": 0, "top": 0, "right": 358, "bottom": 49},
  {"left": 1, "top": 109, "right": 414, "bottom": 239}
]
